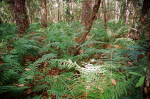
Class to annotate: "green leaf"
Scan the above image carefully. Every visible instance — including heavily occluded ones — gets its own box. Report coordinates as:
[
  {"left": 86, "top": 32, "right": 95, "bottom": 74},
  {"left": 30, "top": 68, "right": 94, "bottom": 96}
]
[
  {"left": 128, "top": 72, "right": 142, "bottom": 76},
  {"left": 136, "top": 76, "right": 145, "bottom": 87},
  {"left": 26, "top": 76, "right": 33, "bottom": 80}
]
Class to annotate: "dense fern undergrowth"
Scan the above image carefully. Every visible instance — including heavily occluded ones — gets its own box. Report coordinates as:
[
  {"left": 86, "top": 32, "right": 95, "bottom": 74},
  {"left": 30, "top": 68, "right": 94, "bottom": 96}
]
[{"left": 0, "top": 20, "right": 147, "bottom": 99}]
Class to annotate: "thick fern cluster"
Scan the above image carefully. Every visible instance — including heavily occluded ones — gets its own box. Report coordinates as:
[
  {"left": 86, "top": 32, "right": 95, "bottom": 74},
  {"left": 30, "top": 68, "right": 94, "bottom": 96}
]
[{"left": 0, "top": 21, "right": 147, "bottom": 99}]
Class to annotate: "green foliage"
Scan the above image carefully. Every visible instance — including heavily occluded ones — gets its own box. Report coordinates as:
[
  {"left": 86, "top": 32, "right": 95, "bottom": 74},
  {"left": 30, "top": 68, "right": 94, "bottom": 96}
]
[
  {"left": 0, "top": 20, "right": 147, "bottom": 99},
  {"left": 0, "top": 23, "right": 17, "bottom": 41},
  {"left": 0, "top": 86, "right": 28, "bottom": 98},
  {"left": 136, "top": 76, "right": 145, "bottom": 87},
  {"left": 0, "top": 1, "right": 13, "bottom": 23}
]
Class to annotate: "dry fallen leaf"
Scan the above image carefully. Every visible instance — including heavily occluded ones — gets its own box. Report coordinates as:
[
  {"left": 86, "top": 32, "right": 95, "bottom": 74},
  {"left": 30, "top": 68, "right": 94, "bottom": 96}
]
[
  {"left": 18, "top": 84, "right": 24, "bottom": 87},
  {"left": 27, "top": 75, "right": 33, "bottom": 78},
  {"left": 54, "top": 80, "right": 57, "bottom": 83},
  {"left": 53, "top": 75, "right": 59, "bottom": 79},
  {"left": 98, "top": 87, "right": 103, "bottom": 92},
  {"left": 25, "top": 68, "right": 31, "bottom": 71},
  {"left": 111, "top": 79, "right": 117, "bottom": 86},
  {"left": 86, "top": 86, "right": 91, "bottom": 89},
  {"left": 26, "top": 89, "right": 32, "bottom": 94},
  {"left": 57, "top": 46, "right": 59, "bottom": 49},
  {"left": 67, "top": 78, "right": 71, "bottom": 80}
]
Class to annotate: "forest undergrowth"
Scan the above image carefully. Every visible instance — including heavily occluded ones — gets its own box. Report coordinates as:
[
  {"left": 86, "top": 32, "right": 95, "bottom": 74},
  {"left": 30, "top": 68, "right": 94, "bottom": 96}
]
[{"left": 0, "top": 20, "right": 147, "bottom": 99}]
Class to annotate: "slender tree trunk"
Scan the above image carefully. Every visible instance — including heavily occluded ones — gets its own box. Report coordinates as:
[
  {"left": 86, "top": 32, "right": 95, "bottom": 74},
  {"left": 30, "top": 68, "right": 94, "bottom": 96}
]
[
  {"left": 57, "top": 0, "right": 60, "bottom": 22},
  {"left": 47, "top": 0, "right": 51, "bottom": 22},
  {"left": 27, "top": 1, "right": 31, "bottom": 24},
  {"left": 131, "top": 0, "right": 137, "bottom": 24},
  {"left": 104, "top": 0, "right": 107, "bottom": 30},
  {"left": 10, "top": 4, "right": 15, "bottom": 23},
  {"left": 41, "top": 0, "right": 47, "bottom": 28},
  {"left": 0, "top": 18, "right": 2, "bottom": 24},
  {"left": 115, "top": 0, "right": 119, "bottom": 21},
  {"left": 62, "top": 1, "right": 64, "bottom": 21},
  {"left": 12, "top": 0, "right": 29, "bottom": 34},
  {"left": 48, "top": 0, "right": 53, "bottom": 23},
  {"left": 142, "top": 0, "right": 150, "bottom": 99},
  {"left": 107, "top": 0, "right": 110, "bottom": 20},
  {"left": 125, "top": 0, "right": 130, "bottom": 25},
  {"left": 144, "top": 47, "right": 150, "bottom": 99},
  {"left": 66, "top": 0, "right": 71, "bottom": 22},
  {"left": 120, "top": 0, "right": 126, "bottom": 21},
  {"left": 74, "top": 0, "right": 101, "bottom": 55}
]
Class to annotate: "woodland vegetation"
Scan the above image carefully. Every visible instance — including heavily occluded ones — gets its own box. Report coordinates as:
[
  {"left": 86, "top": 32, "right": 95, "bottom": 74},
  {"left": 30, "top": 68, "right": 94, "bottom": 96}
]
[{"left": 0, "top": 0, "right": 150, "bottom": 99}]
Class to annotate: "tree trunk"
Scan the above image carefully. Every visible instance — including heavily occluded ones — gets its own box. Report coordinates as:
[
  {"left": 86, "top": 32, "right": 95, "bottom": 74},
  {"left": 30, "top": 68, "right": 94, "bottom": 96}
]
[
  {"left": 12, "top": 0, "right": 29, "bottom": 34},
  {"left": 26, "top": 0, "right": 33, "bottom": 24},
  {"left": 115, "top": 0, "right": 119, "bottom": 21},
  {"left": 142, "top": 0, "right": 150, "bottom": 17},
  {"left": 131, "top": 0, "right": 137, "bottom": 24},
  {"left": 57, "top": 0, "right": 60, "bottom": 22},
  {"left": 125, "top": 0, "right": 131, "bottom": 25},
  {"left": 104, "top": 0, "right": 107, "bottom": 30},
  {"left": 142, "top": 0, "right": 150, "bottom": 98},
  {"left": 78, "top": 0, "right": 101, "bottom": 44},
  {"left": 144, "top": 48, "right": 150, "bottom": 99},
  {"left": 66, "top": 0, "right": 71, "bottom": 22},
  {"left": 81, "top": 0, "right": 92, "bottom": 27},
  {"left": 74, "top": 0, "right": 101, "bottom": 55},
  {"left": 41, "top": 0, "right": 47, "bottom": 28},
  {"left": 107, "top": 0, "right": 111, "bottom": 20},
  {"left": 0, "top": 18, "right": 2, "bottom": 24}
]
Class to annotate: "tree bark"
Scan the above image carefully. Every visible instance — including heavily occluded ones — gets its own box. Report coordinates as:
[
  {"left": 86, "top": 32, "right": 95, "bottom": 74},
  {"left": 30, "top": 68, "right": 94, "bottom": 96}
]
[
  {"left": 125, "top": 0, "right": 130, "bottom": 25},
  {"left": 26, "top": 0, "right": 32, "bottom": 24},
  {"left": 115, "top": 0, "right": 119, "bottom": 21},
  {"left": 66, "top": 0, "right": 71, "bottom": 22},
  {"left": 57, "top": 0, "right": 60, "bottom": 22},
  {"left": 144, "top": 48, "right": 150, "bottom": 99},
  {"left": 142, "top": 0, "right": 150, "bottom": 17},
  {"left": 0, "top": 18, "right": 2, "bottom": 24},
  {"left": 81, "top": 0, "right": 92, "bottom": 27},
  {"left": 104, "top": 0, "right": 107, "bottom": 30},
  {"left": 131, "top": 0, "right": 137, "bottom": 24},
  {"left": 142, "top": 0, "right": 150, "bottom": 98},
  {"left": 12, "top": 0, "right": 29, "bottom": 34},
  {"left": 120, "top": 0, "right": 125, "bottom": 20},
  {"left": 74, "top": 0, "right": 101, "bottom": 55},
  {"left": 78, "top": 0, "right": 101, "bottom": 44},
  {"left": 41, "top": 0, "right": 47, "bottom": 28}
]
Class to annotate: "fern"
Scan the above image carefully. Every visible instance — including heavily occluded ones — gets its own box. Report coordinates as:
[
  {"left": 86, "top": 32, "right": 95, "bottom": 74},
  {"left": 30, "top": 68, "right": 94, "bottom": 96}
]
[{"left": 0, "top": 21, "right": 146, "bottom": 98}]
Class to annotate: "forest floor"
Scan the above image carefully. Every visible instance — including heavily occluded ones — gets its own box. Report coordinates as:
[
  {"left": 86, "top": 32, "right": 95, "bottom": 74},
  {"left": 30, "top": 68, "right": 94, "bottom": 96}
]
[{"left": 0, "top": 21, "right": 146, "bottom": 99}]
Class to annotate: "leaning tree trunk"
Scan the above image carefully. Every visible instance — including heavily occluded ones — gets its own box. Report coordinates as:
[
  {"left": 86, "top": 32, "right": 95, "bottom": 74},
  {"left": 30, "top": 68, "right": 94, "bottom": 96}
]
[
  {"left": 41, "top": 0, "right": 47, "bottom": 28},
  {"left": 142, "top": 0, "right": 150, "bottom": 99},
  {"left": 81, "top": 0, "right": 92, "bottom": 27},
  {"left": 74, "top": 0, "right": 101, "bottom": 55},
  {"left": 12, "top": 0, "right": 29, "bottom": 34},
  {"left": 78, "top": 0, "right": 101, "bottom": 44}
]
